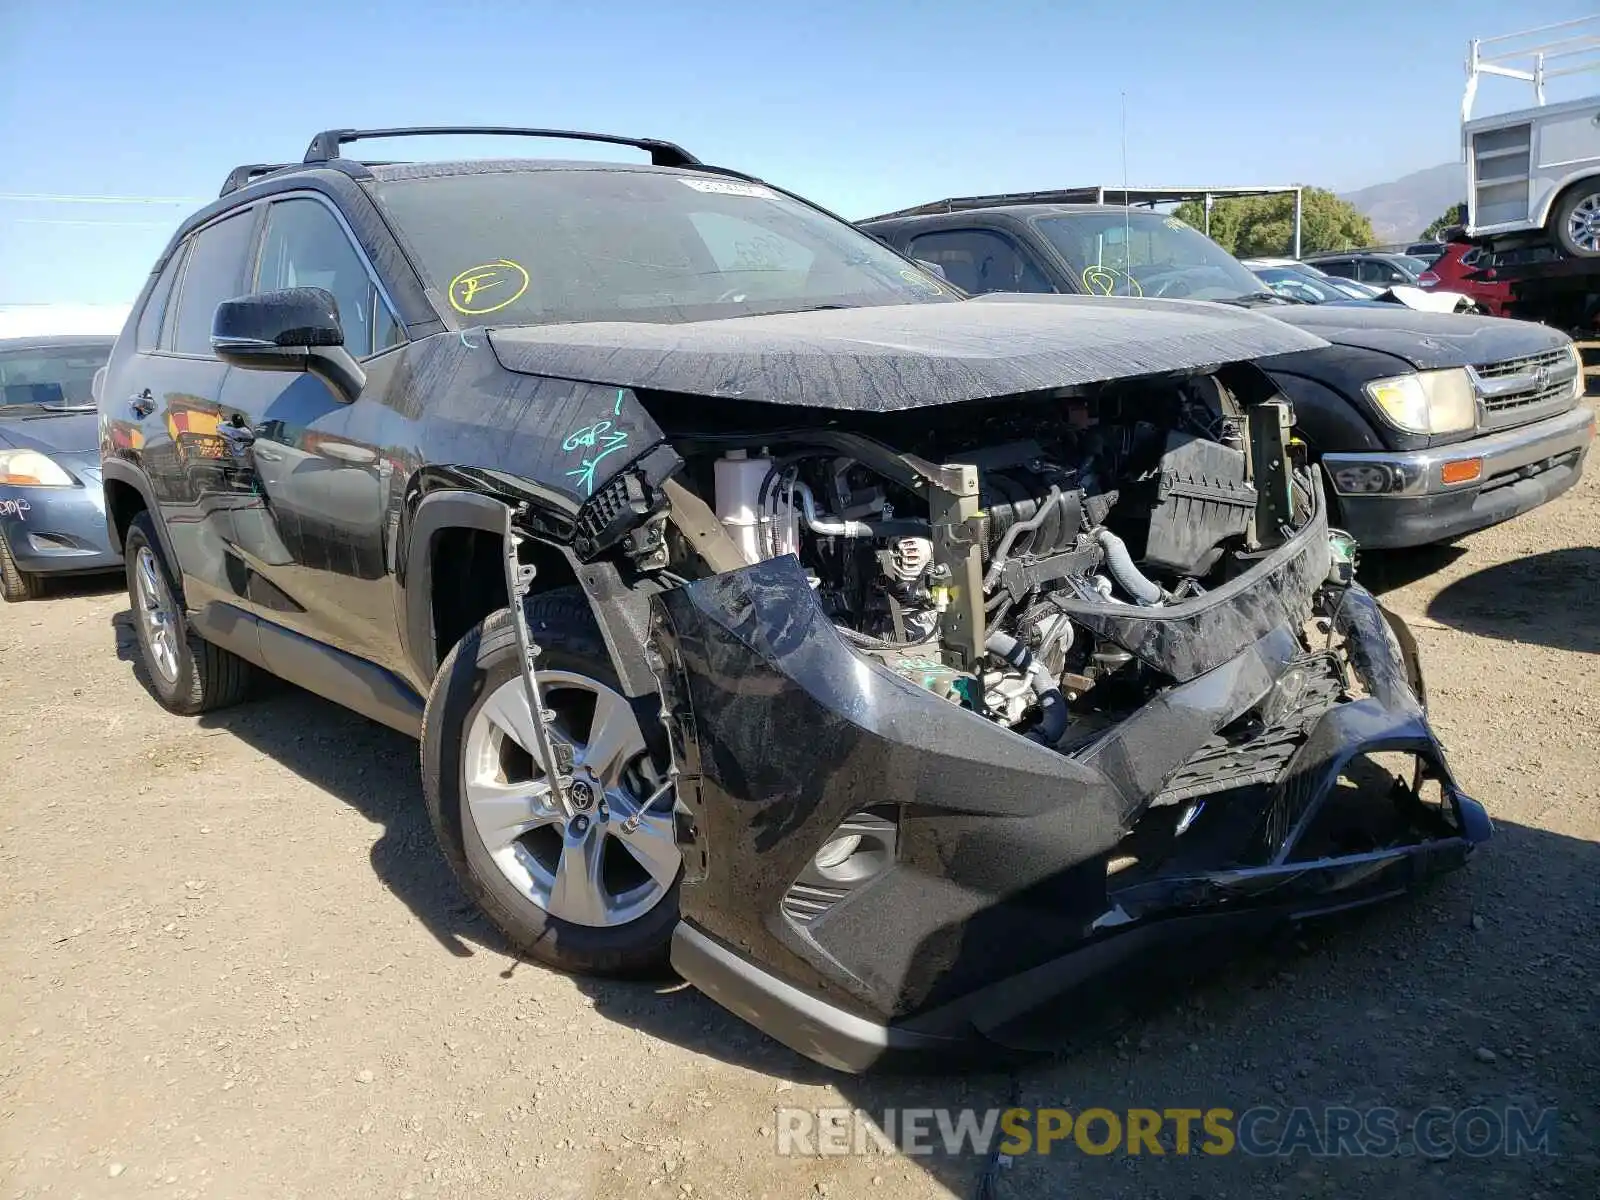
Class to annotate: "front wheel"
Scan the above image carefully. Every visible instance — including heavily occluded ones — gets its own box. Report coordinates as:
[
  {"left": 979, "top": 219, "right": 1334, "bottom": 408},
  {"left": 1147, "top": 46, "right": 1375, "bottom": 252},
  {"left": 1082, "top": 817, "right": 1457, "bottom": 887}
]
[
  {"left": 421, "top": 590, "right": 680, "bottom": 976},
  {"left": 0, "top": 528, "right": 43, "bottom": 602}
]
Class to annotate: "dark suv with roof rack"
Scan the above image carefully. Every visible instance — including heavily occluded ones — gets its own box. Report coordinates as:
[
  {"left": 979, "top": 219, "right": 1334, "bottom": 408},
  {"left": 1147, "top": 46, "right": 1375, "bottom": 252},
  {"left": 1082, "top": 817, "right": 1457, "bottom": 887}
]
[
  {"left": 98, "top": 128, "right": 1489, "bottom": 1072},
  {"left": 863, "top": 195, "right": 1595, "bottom": 549}
]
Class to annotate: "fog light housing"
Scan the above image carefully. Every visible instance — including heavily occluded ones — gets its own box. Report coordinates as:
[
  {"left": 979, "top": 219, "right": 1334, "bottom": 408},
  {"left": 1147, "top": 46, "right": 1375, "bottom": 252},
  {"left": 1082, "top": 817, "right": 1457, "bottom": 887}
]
[
  {"left": 1332, "top": 464, "right": 1396, "bottom": 494},
  {"left": 813, "top": 835, "right": 862, "bottom": 870}
]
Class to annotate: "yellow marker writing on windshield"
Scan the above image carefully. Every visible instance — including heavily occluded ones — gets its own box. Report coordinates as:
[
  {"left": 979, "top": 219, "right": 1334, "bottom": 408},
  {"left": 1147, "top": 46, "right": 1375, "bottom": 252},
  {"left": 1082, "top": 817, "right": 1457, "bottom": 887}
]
[{"left": 449, "top": 259, "right": 530, "bottom": 315}]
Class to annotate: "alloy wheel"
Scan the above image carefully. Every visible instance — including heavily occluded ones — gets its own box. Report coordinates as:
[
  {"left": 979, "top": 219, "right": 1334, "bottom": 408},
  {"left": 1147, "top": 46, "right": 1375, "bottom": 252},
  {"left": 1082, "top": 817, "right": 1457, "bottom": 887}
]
[
  {"left": 1567, "top": 193, "right": 1600, "bottom": 254},
  {"left": 462, "top": 671, "right": 677, "bottom": 927},
  {"left": 134, "top": 546, "right": 180, "bottom": 683}
]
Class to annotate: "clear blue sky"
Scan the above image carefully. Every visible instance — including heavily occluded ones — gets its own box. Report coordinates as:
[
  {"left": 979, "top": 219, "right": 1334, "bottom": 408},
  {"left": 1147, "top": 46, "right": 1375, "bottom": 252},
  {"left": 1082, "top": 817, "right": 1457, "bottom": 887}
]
[{"left": 2, "top": 0, "right": 1593, "bottom": 306}]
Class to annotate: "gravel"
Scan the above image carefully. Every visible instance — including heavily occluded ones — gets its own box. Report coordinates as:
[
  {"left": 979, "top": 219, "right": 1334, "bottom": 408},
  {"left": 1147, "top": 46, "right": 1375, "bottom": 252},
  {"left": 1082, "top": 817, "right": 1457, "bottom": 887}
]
[{"left": 2, "top": 404, "right": 1595, "bottom": 1198}]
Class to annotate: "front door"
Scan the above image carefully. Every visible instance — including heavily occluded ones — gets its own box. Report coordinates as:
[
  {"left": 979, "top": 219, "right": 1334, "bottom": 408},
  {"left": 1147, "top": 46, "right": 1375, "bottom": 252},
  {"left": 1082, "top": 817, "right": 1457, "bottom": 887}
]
[{"left": 217, "top": 195, "right": 405, "bottom": 666}]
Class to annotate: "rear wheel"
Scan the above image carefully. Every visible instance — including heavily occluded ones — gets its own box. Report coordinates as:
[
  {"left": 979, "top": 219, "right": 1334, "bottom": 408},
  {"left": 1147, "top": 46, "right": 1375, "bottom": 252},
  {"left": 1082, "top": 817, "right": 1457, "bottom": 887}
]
[
  {"left": 0, "top": 528, "right": 43, "bottom": 602},
  {"left": 124, "top": 512, "right": 252, "bottom": 714},
  {"left": 422, "top": 590, "right": 679, "bottom": 976},
  {"left": 1553, "top": 184, "right": 1600, "bottom": 258}
]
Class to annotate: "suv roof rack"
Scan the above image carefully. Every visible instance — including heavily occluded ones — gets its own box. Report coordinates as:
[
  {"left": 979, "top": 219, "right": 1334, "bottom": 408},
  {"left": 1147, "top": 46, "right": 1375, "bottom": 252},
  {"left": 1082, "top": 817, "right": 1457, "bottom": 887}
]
[
  {"left": 301, "top": 126, "right": 702, "bottom": 168},
  {"left": 219, "top": 163, "right": 296, "bottom": 196}
]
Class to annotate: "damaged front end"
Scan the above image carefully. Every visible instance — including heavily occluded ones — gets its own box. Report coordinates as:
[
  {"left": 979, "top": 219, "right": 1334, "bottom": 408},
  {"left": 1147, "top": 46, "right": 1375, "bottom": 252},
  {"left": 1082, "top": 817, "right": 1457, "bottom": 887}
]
[{"left": 633, "top": 373, "right": 1489, "bottom": 1073}]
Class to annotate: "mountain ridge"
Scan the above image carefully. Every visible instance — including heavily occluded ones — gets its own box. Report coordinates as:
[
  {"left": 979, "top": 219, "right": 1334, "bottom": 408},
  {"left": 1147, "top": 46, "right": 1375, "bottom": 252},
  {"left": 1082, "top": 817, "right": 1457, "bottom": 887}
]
[{"left": 1339, "top": 162, "right": 1465, "bottom": 244}]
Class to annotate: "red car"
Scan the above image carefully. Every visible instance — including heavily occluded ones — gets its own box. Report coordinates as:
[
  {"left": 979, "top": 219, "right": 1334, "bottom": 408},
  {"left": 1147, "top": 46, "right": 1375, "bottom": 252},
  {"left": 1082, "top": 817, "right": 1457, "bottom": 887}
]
[{"left": 1420, "top": 242, "right": 1513, "bottom": 317}]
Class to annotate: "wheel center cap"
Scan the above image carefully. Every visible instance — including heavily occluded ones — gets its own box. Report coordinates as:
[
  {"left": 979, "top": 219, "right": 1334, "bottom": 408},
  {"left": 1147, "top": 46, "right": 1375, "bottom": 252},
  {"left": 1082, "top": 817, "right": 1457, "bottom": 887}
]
[{"left": 569, "top": 779, "right": 596, "bottom": 811}]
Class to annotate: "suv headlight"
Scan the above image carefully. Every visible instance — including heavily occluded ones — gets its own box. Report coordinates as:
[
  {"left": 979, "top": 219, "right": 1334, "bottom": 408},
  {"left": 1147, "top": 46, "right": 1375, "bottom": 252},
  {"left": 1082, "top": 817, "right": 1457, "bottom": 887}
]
[
  {"left": 1364, "top": 368, "right": 1477, "bottom": 434},
  {"left": 0, "top": 448, "right": 75, "bottom": 487},
  {"left": 1567, "top": 341, "right": 1586, "bottom": 401}
]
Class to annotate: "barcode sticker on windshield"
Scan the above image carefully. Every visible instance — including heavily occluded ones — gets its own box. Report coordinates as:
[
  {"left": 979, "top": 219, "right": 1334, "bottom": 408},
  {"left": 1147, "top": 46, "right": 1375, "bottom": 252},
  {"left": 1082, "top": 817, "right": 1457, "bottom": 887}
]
[{"left": 680, "top": 178, "right": 777, "bottom": 198}]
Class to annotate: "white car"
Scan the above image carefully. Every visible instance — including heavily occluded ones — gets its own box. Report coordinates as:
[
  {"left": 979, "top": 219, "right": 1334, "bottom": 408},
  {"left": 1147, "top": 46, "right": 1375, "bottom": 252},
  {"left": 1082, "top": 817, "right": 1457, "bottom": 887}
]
[{"left": 1242, "top": 258, "right": 1479, "bottom": 314}]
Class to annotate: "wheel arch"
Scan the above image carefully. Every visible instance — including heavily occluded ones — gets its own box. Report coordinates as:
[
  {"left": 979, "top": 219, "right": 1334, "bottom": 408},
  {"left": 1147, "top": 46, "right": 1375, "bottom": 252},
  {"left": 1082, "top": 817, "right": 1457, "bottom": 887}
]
[
  {"left": 1539, "top": 170, "right": 1600, "bottom": 233},
  {"left": 401, "top": 489, "right": 658, "bottom": 697},
  {"left": 100, "top": 461, "right": 179, "bottom": 567}
]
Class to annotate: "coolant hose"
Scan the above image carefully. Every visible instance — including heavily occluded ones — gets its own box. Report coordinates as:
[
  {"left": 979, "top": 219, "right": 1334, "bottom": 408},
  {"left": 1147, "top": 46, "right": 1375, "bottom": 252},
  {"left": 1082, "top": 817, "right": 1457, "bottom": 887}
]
[
  {"left": 1095, "top": 528, "right": 1165, "bottom": 606},
  {"left": 985, "top": 631, "right": 1069, "bottom": 745}
]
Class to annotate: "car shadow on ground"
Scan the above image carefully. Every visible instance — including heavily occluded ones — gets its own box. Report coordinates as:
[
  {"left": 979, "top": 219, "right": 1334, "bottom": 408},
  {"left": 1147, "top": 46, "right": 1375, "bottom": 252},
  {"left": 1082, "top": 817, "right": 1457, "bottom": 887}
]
[
  {"left": 109, "top": 605, "right": 497, "bottom": 961},
  {"left": 1357, "top": 545, "right": 1468, "bottom": 596},
  {"left": 1426, "top": 546, "right": 1600, "bottom": 654},
  {"left": 34, "top": 570, "right": 124, "bottom": 600}
]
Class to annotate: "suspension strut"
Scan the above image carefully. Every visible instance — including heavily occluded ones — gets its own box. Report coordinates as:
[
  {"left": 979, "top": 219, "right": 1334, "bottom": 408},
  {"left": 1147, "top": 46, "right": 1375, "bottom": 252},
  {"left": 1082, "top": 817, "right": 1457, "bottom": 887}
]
[{"left": 500, "top": 502, "right": 576, "bottom": 817}]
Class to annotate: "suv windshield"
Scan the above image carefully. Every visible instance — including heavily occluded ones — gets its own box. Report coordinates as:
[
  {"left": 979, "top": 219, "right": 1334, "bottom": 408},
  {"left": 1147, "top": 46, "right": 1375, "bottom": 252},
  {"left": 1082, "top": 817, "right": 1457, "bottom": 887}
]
[
  {"left": 374, "top": 168, "right": 955, "bottom": 327},
  {"left": 0, "top": 344, "right": 111, "bottom": 413},
  {"left": 1032, "top": 211, "right": 1264, "bottom": 301}
]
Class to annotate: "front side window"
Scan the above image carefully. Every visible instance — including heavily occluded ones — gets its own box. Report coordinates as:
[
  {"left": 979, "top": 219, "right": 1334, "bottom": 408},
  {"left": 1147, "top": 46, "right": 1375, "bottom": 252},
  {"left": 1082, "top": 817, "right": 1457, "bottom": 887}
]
[
  {"left": 372, "top": 168, "right": 954, "bottom": 327},
  {"left": 170, "top": 212, "right": 256, "bottom": 356},
  {"left": 906, "top": 229, "right": 1054, "bottom": 295},
  {"left": 0, "top": 344, "right": 114, "bottom": 412},
  {"left": 1031, "top": 212, "right": 1264, "bottom": 300},
  {"left": 256, "top": 198, "right": 399, "bottom": 357}
]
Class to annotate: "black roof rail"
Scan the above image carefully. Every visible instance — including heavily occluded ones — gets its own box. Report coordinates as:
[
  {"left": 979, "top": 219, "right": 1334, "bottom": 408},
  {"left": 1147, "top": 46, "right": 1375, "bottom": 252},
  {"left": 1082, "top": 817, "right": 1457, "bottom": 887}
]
[
  {"left": 302, "top": 126, "right": 701, "bottom": 168},
  {"left": 219, "top": 163, "right": 296, "bottom": 196}
]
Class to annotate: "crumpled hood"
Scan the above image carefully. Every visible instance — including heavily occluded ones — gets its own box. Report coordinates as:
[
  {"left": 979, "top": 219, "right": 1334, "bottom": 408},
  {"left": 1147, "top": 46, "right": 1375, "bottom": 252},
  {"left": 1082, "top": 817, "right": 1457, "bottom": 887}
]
[
  {"left": 0, "top": 410, "right": 98, "bottom": 455},
  {"left": 487, "top": 293, "right": 1328, "bottom": 411},
  {"left": 1269, "top": 304, "right": 1567, "bottom": 370}
]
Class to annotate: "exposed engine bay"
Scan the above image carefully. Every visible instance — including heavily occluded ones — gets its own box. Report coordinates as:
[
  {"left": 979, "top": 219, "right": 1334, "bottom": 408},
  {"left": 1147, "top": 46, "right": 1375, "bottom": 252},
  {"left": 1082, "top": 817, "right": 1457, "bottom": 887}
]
[{"left": 644, "top": 366, "right": 1314, "bottom": 753}]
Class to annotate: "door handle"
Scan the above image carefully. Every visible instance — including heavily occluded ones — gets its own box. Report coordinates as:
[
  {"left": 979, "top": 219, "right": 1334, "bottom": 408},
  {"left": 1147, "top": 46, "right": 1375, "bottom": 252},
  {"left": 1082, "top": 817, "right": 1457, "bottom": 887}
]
[
  {"left": 128, "top": 389, "right": 155, "bottom": 418},
  {"left": 321, "top": 441, "right": 378, "bottom": 465},
  {"left": 253, "top": 448, "right": 283, "bottom": 462}
]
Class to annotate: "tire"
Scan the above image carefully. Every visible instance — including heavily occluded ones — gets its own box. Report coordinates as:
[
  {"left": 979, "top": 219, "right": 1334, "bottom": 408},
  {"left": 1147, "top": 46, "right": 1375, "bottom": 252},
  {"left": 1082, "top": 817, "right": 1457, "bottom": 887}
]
[
  {"left": 1552, "top": 183, "right": 1600, "bottom": 258},
  {"left": 0, "top": 528, "right": 43, "bottom": 602},
  {"left": 422, "top": 588, "right": 679, "bottom": 976},
  {"left": 124, "top": 512, "right": 252, "bottom": 714}
]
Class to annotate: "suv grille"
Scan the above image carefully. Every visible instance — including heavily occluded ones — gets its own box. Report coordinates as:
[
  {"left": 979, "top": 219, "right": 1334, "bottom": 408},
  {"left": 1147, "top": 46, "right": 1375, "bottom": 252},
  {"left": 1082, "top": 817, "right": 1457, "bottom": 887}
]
[{"left": 1473, "top": 347, "right": 1576, "bottom": 423}]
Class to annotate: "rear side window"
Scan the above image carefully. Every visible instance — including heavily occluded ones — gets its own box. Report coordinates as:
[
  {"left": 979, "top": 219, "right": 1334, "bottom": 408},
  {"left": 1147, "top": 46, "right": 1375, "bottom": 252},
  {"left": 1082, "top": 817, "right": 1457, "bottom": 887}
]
[
  {"left": 170, "top": 211, "right": 256, "bottom": 356},
  {"left": 136, "top": 247, "right": 186, "bottom": 352}
]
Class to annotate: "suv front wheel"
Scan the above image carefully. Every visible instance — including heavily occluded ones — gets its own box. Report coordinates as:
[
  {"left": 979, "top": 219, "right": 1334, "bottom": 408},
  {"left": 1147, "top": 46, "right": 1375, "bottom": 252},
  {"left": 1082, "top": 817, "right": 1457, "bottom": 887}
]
[{"left": 422, "top": 590, "right": 680, "bottom": 975}]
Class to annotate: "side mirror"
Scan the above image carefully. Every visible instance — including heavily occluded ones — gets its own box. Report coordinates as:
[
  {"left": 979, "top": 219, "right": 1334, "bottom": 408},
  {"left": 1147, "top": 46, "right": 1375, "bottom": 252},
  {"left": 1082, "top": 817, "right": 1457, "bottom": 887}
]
[
  {"left": 212, "top": 287, "right": 366, "bottom": 402},
  {"left": 914, "top": 259, "right": 948, "bottom": 282}
]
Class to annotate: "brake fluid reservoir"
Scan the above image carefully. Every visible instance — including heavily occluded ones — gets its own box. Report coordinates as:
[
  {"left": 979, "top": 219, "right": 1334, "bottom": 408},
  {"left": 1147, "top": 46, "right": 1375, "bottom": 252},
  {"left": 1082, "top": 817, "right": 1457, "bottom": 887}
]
[{"left": 714, "top": 450, "right": 772, "bottom": 565}]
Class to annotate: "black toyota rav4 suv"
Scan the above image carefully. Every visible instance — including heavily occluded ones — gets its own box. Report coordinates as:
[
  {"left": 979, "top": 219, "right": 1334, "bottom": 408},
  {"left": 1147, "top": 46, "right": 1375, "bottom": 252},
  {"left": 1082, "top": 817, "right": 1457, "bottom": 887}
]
[{"left": 99, "top": 128, "right": 1489, "bottom": 1072}]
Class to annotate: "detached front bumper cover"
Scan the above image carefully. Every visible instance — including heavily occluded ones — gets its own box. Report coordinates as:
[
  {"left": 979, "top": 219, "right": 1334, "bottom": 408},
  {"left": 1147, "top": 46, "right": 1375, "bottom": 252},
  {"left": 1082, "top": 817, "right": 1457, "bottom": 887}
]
[{"left": 649, "top": 515, "right": 1489, "bottom": 1073}]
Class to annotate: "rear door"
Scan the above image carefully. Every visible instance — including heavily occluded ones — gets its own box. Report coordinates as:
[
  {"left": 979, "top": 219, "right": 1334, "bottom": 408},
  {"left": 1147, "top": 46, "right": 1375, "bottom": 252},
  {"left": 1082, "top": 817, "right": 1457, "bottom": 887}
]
[
  {"left": 128, "top": 208, "right": 260, "bottom": 608},
  {"left": 217, "top": 193, "right": 406, "bottom": 665}
]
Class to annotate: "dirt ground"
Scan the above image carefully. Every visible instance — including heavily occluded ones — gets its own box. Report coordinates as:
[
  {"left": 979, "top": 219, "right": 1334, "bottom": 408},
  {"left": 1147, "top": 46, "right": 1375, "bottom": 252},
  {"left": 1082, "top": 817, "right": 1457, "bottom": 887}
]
[{"left": 3, "top": 414, "right": 1597, "bottom": 1199}]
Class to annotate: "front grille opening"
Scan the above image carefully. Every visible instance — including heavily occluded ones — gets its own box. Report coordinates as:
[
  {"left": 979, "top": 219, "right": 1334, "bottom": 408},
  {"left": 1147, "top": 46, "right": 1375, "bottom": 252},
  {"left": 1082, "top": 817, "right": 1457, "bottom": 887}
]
[
  {"left": 1474, "top": 348, "right": 1575, "bottom": 417},
  {"left": 1286, "top": 751, "right": 1454, "bottom": 862}
]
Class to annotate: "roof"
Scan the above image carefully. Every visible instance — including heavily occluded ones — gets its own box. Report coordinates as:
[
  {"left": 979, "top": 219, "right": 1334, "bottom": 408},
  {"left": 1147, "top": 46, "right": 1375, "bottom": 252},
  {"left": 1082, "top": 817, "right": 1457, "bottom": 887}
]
[
  {"left": 862, "top": 202, "right": 1170, "bottom": 227},
  {"left": 862, "top": 185, "right": 1302, "bottom": 223},
  {"left": 1303, "top": 250, "right": 1415, "bottom": 261}
]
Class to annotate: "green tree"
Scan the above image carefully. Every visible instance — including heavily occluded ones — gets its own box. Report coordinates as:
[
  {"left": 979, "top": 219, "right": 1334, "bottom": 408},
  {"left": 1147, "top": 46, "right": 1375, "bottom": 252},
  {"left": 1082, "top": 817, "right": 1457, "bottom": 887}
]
[
  {"left": 1421, "top": 203, "right": 1466, "bottom": 240},
  {"left": 1173, "top": 188, "right": 1375, "bottom": 257}
]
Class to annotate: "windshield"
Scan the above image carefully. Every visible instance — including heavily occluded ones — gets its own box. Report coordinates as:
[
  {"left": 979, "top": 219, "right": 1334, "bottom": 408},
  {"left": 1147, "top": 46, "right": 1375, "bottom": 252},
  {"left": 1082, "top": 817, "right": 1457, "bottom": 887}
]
[
  {"left": 0, "top": 344, "right": 111, "bottom": 413},
  {"left": 1031, "top": 211, "right": 1264, "bottom": 300},
  {"left": 374, "top": 168, "right": 955, "bottom": 327},
  {"left": 1250, "top": 266, "right": 1354, "bottom": 304}
]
